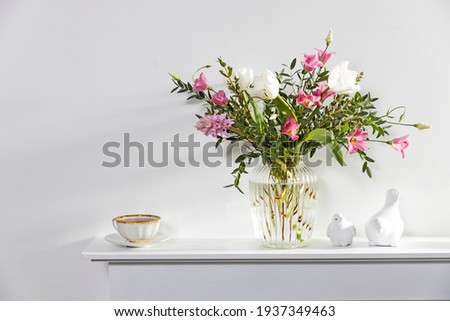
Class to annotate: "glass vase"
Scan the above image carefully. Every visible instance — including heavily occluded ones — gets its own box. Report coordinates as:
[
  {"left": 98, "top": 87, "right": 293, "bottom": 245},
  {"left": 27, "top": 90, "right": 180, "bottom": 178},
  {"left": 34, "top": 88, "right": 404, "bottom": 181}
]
[{"left": 249, "top": 160, "right": 318, "bottom": 249}]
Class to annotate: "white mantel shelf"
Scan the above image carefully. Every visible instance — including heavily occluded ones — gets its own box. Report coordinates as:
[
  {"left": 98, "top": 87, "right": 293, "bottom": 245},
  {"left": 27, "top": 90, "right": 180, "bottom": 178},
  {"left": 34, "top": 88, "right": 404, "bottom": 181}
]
[
  {"left": 82, "top": 237, "right": 450, "bottom": 300},
  {"left": 82, "top": 236, "right": 450, "bottom": 263}
]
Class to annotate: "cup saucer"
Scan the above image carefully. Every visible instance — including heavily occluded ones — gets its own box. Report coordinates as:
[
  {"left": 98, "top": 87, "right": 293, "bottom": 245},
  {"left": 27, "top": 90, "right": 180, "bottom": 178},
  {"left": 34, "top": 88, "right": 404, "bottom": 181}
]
[{"left": 105, "top": 232, "right": 170, "bottom": 248}]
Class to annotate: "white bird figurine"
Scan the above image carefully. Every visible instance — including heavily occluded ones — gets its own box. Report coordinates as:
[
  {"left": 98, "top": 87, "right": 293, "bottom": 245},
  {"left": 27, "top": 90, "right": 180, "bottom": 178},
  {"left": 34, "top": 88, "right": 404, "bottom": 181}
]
[
  {"left": 327, "top": 213, "right": 356, "bottom": 246},
  {"left": 365, "top": 188, "right": 404, "bottom": 247}
]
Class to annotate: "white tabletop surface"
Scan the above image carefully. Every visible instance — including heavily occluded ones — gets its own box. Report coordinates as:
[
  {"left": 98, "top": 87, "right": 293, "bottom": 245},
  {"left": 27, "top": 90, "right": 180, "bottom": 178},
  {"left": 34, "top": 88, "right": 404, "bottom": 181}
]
[{"left": 81, "top": 235, "right": 450, "bottom": 262}]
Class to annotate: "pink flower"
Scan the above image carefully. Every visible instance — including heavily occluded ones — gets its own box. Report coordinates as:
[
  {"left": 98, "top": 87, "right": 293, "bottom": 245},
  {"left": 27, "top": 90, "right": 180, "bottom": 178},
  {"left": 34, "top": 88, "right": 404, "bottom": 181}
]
[
  {"left": 312, "top": 83, "right": 335, "bottom": 106},
  {"left": 195, "top": 114, "right": 234, "bottom": 137},
  {"left": 193, "top": 72, "right": 208, "bottom": 91},
  {"left": 346, "top": 128, "right": 368, "bottom": 154},
  {"left": 390, "top": 135, "right": 409, "bottom": 158},
  {"left": 303, "top": 54, "right": 323, "bottom": 72},
  {"left": 211, "top": 90, "right": 228, "bottom": 107},
  {"left": 296, "top": 89, "right": 315, "bottom": 108},
  {"left": 282, "top": 118, "right": 300, "bottom": 141},
  {"left": 315, "top": 49, "right": 336, "bottom": 65}
]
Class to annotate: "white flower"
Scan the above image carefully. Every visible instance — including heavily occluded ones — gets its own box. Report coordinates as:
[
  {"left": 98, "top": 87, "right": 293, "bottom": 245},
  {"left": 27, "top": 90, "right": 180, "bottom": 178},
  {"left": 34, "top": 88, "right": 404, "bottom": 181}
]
[
  {"left": 328, "top": 61, "right": 361, "bottom": 95},
  {"left": 250, "top": 69, "right": 280, "bottom": 99},
  {"left": 235, "top": 67, "right": 254, "bottom": 90}
]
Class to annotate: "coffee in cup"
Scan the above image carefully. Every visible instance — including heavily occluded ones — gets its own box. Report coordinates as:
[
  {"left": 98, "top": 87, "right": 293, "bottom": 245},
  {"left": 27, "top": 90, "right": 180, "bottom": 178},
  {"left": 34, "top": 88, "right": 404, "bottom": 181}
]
[{"left": 112, "top": 214, "right": 160, "bottom": 243}]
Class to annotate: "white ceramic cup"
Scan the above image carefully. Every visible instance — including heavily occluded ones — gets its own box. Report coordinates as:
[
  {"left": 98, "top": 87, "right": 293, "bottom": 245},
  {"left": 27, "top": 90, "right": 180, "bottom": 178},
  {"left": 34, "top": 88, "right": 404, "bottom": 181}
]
[{"left": 112, "top": 214, "right": 160, "bottom": 243}]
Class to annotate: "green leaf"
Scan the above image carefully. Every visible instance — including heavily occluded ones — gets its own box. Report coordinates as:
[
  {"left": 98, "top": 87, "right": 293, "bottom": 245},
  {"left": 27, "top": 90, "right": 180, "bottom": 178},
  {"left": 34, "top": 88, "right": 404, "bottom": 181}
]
[
  {"left": 235, "top": 154, "right": 246, "bottom": 163},
  {"left": 301, "top": 129, "right": 344, "bottom": 166},
  {"left": 298, "top": 105, "right": 320, "bottom": 131},
  {"left": 301, "top": 128, "right": 333, "bottom": 145},
  {"left": 248, "top": 95, "right": 265, "bottom": 134},
  {"left": 366, "top": 166, "right": 372, "bottom": 178},
  {"left": 362, "top": 161, "right": 368, "bottom": 172},
  {"left": 218, "top": 57, "right": 226, "bottom": 68},
  {"left": 272, "top": 96, "right": 297, "bottom": 121},
  {"left": 270, "top": 147, "right": 278, "bottom": 161},
  {"left": 290, "top": 58, "right": 297, "bottom": 70},
  {"left": 328, "top": 140, "right": 345, "bottom": 166},
  {"left": 339, "top": 122, "right": 350, "bottom": 136},
  {"left": 234, "top": 184, "right": 244, "bottom": 194},
  {"left": 215, "top": 137, "right": 223, "bottom": 149}
]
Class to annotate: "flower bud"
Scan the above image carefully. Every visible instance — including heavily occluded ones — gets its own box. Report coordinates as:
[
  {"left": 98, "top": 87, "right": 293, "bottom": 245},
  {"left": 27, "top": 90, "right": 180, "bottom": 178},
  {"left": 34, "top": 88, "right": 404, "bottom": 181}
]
[
  {"left": 169, "top": 72, "right": 180, "bottom": 81},
  {"left": 414, "top": 123, "right": 432, "bottom": 130},
  {"left": 325, "top": 29, "right": 333, "bottom": 46}
]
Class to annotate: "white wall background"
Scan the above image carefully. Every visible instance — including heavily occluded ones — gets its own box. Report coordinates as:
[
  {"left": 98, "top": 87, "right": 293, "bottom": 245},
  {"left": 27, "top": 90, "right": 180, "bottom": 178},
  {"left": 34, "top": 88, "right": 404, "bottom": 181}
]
[{"left": 0, "top": 0, "right": 449, "bottom": 300}]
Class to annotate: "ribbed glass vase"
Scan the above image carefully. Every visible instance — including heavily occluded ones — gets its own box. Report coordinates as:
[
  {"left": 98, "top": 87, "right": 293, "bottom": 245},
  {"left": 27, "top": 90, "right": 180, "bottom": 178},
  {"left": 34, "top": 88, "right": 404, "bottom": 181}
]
[{"left": 249, "top": 160, "right": 318, "bottom": 249}]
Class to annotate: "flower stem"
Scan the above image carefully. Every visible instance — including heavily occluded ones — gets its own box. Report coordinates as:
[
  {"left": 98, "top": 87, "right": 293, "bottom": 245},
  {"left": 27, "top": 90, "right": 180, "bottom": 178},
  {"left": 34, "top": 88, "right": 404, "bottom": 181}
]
[
  {"left": 367, "top": 139, "right": 389, "bottom": 144},
  {"left": 191, "top": 65, "right": 211, "bottom": 81},
  {"left": 385, "top": 121, "right": 415, "bottom": 127}
]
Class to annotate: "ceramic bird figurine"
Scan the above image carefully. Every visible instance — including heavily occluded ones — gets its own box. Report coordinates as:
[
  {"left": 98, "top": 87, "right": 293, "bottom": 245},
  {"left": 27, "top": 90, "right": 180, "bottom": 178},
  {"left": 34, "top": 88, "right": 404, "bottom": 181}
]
[
  {"left": 365, "top": 188, "right": 404, "bottom": 247},
  {"left": 327, "top": 213, "right": 356, "bottom": 246}
]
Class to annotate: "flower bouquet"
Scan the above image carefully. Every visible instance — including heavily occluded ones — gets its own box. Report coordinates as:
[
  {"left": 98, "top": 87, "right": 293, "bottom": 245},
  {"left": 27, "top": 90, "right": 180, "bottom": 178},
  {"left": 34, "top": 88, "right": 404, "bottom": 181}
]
[{"left": 169, "top": 30, "right": 429, "bottom": 248}]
